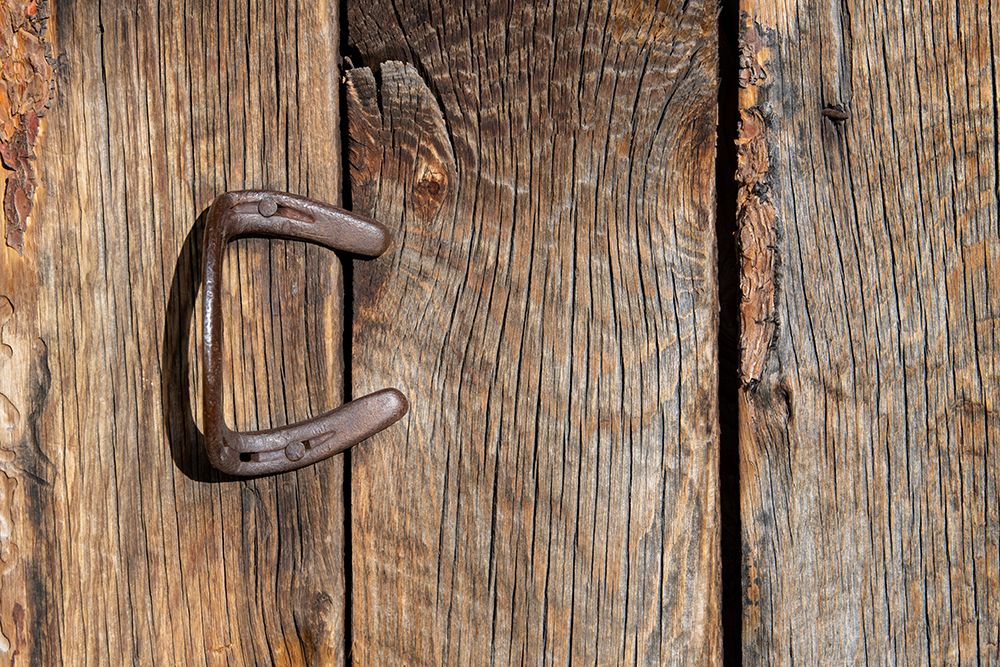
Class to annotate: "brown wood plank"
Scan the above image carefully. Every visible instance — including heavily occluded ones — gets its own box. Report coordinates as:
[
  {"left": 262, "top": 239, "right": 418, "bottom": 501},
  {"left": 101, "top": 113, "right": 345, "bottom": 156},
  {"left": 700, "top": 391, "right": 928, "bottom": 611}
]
[
  {"left": 0, "top": 0, "right": 348, "bottom": 662},
  {"left": 344, "top": 1, "right": 722, "bottom": 663},
  {"left": 739, "top": 2, "right": 1000, "bottom": 662}
]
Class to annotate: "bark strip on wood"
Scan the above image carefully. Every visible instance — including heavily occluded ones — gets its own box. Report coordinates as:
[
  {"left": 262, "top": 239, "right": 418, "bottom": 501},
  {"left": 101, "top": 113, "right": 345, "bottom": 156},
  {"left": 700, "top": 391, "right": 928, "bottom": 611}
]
[
  {"left": 736, "top": 16, "right": 778, "bottom": 387},
  {"left": 0, "top": 0, "right": 53, "bottom": 253}
]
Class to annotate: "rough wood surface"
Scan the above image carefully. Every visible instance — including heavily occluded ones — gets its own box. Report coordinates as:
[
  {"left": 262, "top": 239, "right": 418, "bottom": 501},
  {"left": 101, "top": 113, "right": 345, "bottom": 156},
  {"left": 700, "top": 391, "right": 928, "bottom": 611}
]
[
  {"left": 344, "top": 1, "right": 722, "bottom": 663},
  {"left": 739, "top": 2, "right": 1000, "bottom": 662},
  {"left": 0, "top": 0, "right": 348, "bottom": 662}
]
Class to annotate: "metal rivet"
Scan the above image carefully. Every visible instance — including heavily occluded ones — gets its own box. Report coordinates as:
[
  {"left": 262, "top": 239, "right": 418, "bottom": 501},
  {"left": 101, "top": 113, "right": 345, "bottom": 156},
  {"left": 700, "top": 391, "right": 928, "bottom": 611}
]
[
  {"left": 821, "top": 105, "right": 850, "bottom": 123},
  {"left": 285, "top": 441, "right": 305, "bottom": 461},
  {"left": 258, "top": 197, "right": 278, "bottom": 217}
]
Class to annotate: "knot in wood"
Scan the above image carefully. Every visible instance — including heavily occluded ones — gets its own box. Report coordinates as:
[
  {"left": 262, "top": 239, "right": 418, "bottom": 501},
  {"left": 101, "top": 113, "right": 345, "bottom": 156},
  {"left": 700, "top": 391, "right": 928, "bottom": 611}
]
[{"left": 412, "top": 164, "right": 449, "bottom": 216}]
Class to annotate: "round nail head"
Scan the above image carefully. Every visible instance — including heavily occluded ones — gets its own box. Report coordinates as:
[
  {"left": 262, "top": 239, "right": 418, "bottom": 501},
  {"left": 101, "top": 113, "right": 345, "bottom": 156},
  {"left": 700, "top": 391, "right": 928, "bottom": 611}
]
[
  {"left": 285, "top": 441, "right": 305, "bottom": 461},
  {"left": 258, "top": 197, "right": 278, "bottom": 217}
]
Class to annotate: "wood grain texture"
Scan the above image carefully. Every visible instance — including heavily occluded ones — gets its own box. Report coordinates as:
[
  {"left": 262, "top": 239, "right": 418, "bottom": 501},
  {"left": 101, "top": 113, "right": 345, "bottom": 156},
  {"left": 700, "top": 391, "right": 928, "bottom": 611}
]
[
  {"left": 739, "top": 2, "right": 1000, "bottom": 663},
  {"left": 344, "top": 1, "right": 721, "bottom": 663},
  {"left": 0, "top": 1, "right": 54, "bottom": 659},
  {"left": 0, "top": 0, "right": 348, "bottom": 662}
]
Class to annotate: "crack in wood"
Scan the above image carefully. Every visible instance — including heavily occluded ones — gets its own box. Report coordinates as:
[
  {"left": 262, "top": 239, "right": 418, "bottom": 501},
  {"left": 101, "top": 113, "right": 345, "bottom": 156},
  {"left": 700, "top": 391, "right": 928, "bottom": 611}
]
[{"left": 346, "top": 61, "right": 456, "bottom": 227}]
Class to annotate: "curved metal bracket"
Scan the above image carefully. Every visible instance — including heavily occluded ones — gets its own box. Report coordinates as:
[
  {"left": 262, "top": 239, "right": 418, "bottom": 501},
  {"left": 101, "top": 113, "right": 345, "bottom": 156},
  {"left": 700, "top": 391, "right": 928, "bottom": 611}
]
[{"left": 202, "top": 190, "right": 408, "bottom": 476}]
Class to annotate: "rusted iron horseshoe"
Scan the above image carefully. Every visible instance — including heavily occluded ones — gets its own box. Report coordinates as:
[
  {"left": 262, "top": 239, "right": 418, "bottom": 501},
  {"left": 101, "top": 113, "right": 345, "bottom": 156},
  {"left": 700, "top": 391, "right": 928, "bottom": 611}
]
[{"left": 202, "top": 190, "right": 408, "bottom": 476}]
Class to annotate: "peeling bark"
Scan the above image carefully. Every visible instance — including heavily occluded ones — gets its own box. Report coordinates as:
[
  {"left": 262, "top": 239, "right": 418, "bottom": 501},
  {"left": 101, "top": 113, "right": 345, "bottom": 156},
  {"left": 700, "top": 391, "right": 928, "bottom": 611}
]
[
  {"left": 0, "top": 0, "right": 54, "bottom": 254},
  {"left": 738, "top": 17, "right": 767, "bottom": 88},
  {"left": 736, "top": 13, "right": 777, "bottom": 387}
]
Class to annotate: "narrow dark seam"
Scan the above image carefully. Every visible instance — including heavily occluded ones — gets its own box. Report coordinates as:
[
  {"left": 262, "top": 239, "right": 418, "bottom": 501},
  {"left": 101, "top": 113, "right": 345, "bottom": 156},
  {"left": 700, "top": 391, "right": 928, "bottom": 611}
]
[
  {"left": 716, "top": 0, "right": 743, "bottom": 664},
  {"left": 338, "top": 0, "right": 355, "bottom": 661}
]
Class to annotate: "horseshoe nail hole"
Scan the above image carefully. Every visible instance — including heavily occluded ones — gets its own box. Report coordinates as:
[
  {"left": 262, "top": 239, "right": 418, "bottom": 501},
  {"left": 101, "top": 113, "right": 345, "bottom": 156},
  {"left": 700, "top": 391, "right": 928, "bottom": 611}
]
[{"left": 239, "top": 452, "right": 253, "bottom": 462}]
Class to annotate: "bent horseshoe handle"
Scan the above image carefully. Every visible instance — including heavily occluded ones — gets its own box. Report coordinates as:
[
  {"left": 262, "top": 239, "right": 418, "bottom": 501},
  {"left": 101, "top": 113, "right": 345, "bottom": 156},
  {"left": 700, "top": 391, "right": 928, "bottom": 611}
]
[{"left": 202, "top": 190, "right": 408, "bottom": 476}]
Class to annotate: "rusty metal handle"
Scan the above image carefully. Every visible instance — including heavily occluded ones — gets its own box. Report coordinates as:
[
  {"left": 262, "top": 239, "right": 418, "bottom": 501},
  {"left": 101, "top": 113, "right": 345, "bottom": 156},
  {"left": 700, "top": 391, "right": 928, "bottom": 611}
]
[{"left": 202, "top": 190, "right": 408, "bottom": 476}]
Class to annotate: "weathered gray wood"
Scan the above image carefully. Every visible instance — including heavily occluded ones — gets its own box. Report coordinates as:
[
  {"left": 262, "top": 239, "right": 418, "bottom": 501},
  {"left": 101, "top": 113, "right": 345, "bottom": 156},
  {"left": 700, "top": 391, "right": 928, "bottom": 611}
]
[
  {"left": 344, "top": 1, "right": 722, "bottom": 663},
  {"left": 739, "top": 2, "right": 1000, "bottom": 662},
  {"left": 0, "top": 0, "right": 347, "bottom": 662}
]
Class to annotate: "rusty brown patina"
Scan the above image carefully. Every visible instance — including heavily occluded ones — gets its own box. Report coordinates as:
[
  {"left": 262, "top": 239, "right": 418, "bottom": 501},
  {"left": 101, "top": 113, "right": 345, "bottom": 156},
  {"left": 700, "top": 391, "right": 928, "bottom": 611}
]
[{"left": 202, "top": 190, "right": 408, "bottom": 476}]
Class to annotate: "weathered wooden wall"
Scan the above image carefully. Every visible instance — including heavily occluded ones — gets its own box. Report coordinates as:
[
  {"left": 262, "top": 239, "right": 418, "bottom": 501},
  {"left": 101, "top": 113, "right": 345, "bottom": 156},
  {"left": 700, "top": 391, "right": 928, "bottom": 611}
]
[
  {"left": 739, "top": 1, "right": 1000, "bottom": 662},
  {"left": 5, "top": 0, "right": 999, "bottom": 663},
  {"left": 344, "top": 0, "right": 722, "bottom": 663},
  {"left": 3, "top": 0, "right": 729, "bottom": 663},
  {"left": 1, "top": 0, "right": 349, "bottom": 662}
]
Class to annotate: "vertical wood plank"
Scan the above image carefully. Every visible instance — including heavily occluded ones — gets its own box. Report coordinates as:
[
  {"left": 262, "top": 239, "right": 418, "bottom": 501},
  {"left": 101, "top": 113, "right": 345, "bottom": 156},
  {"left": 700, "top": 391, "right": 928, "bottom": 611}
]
[
  {"left": 739, "top": 1, "right": 1000, "bottom": 662},
  {"left": 0, "top": 0, "right": 348, "bottom": 662},
  {"left": 0, "top": 1, "right": 56, "bottom": 659},
  {"left": 345, "top": 1, "right": 722, "bottom": 663}
]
